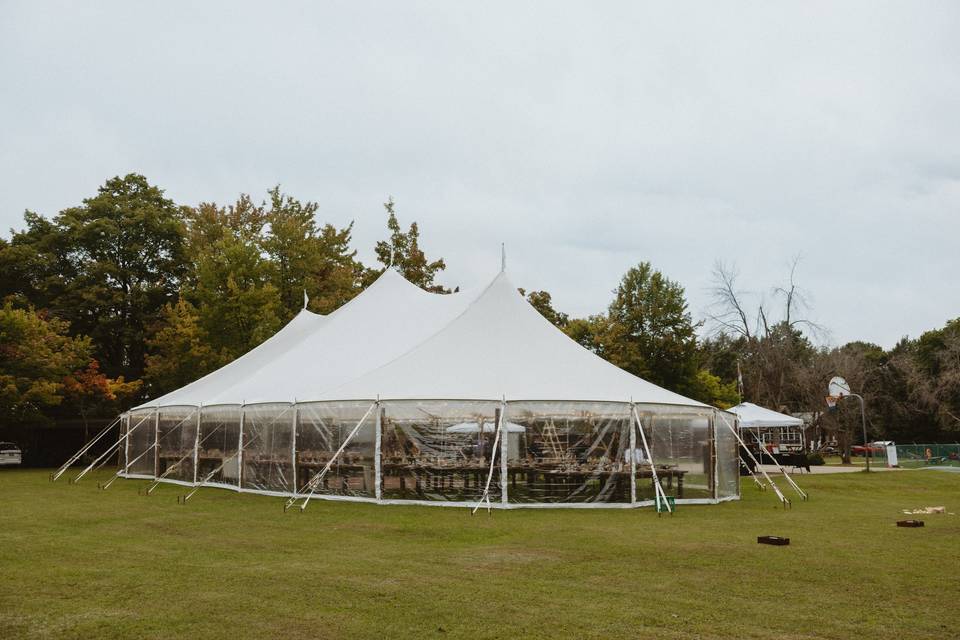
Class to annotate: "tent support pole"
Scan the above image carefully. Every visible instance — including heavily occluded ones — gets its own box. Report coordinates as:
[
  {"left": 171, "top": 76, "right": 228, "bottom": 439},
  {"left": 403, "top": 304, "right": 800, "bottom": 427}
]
[
  {"left": 179, "top": 449, "right": 241, "bottom": 504},
  {"left": 740, "top": 455, "right": 767, "bottom": 490},
  {"left": 73, "top": 433, "right": 127, "bottom": 484},
  {"left": 711, "top": 413, "right": 718, "bottom": 500},
  {"left": 52, "top": 415, "right": 121, "bottom": 482},
  {"left": 632, "top": 405, "right": 671, "bottom": 514},
  {"left": 237, "top": 404, "right": 246, "bottom": 490},
  {"left": 288, "top": 401, "right": 378, "bottom": 513},
  {"left": 179, "top": 406, "right": 284, "bottom": 504},
  {"left": 73, "top": 413, "right": 152, "bottom": 483},
  {"left": 629, "top": 403, "right": 637, "bottom": 506},
  {"left": 472, "top": 403, "right": 504, "bottom": 515},
  {"left": 193, "top": 405, "right": 202, "bottom": 485},
  {"left": 291, "top": 402, "right": 299, "bottom": 497},
  {"left": 102, "top": 441, "right": 158, "bottom": 489},
  {"left": 122, "top": 414, "right": 130, "bottom": 477},
  {"left": 143, "top": 408, "right": 210, "bottom": 495},
  {"left": 717, "top": 413, "right": 790, "bottom": 508},
  {"left": 153, "top": 408, "right": 160, "bottom": 479},
  {"left": 748, "top": 431, "right": 808, "bottom": 500},
  {"left": 499, "top": 398, "right": 508, "bottom": 506},
  {"left": 374, "top": 401, "right": 382, "bottom": 502}
]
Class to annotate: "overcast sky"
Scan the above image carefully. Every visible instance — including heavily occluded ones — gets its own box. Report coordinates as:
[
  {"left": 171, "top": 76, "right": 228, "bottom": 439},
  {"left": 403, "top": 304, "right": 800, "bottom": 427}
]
[{"left": 2, "top": 2, "right": 958, "bottom": 348}]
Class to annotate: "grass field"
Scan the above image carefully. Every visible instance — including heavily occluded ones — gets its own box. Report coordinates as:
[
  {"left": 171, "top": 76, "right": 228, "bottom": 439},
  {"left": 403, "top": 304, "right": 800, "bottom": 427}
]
[{"left": 1, "top": 468, "right": 957, "bottom": 639}]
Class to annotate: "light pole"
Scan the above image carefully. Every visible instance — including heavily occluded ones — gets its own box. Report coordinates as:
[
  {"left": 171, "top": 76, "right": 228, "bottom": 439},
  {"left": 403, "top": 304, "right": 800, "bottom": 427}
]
[{"left": 847, "top": 393, "right": 869, "bottom": 472}]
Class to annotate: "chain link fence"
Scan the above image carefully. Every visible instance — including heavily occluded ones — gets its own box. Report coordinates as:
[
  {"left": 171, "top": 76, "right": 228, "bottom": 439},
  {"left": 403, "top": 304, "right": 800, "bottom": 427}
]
[{"left": 894, "top": 444, "right": 960, "bottom": 468}]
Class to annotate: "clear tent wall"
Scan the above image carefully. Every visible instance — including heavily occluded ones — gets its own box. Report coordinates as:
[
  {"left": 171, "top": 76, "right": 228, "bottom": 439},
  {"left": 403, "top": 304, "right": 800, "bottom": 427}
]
[{"left": 120, "top": 401, "right": 739, "bottom": 507}]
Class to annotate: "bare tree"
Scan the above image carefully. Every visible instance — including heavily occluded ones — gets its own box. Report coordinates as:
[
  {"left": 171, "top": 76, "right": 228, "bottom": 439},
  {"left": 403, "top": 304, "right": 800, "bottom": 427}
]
[
  {"left": 705, "top": 257, "right": 826, "bottom": 414},
  {"left": 706, "top": 261, "right": 758, "bottom": 339}
]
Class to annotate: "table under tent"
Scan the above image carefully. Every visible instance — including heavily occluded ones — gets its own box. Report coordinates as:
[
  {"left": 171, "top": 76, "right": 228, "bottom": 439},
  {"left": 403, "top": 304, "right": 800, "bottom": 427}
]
[
  {"left": 728, "top": 402, "right": 806, "bottom": 465},
  {"left": 72, "top": 265, "right": 748, "bottom": 510}
]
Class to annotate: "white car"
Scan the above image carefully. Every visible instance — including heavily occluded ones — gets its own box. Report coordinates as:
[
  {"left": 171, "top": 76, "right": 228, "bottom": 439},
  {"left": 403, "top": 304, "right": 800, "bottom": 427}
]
[{"left": 0, "top": 442, "right": 22, "bottom": 466}]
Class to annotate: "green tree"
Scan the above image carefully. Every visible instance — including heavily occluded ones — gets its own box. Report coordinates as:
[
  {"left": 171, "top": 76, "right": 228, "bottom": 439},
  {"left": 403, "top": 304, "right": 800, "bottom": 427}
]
[
  {"left": 563, "top": 315, "right": 608, "bottom": 354},
  {"left": 1, "top": 174, "right": 188, "bottom": 381},
  {"left": 261, "top": 187, "right": 363, "bottom": 317},
  {"left": 687, "top": 369, "right": 740, "bottom": 409},
  {"left": 183, "top": 199, "right": 282, "bottom": 358},
  {"left": 518, "top": 288, "right": 569, "bottom": 328},
  {"left": 599, "top": 262, "right": 700, "bottom": 395},
  {"left": 0, "top": 303, "right": 92, "bottom": 423},
  {"left": 371, "top": 197, "right": 449, "bottom": 292},
  {"left": 144, "top": 299, "right": 229, "bottom": 396}
]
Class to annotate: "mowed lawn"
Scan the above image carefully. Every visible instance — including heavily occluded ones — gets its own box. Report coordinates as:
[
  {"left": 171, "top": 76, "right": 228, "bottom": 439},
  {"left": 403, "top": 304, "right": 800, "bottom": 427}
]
[{"left": 1, "top": 469, "right": 957, "bottom": 639}]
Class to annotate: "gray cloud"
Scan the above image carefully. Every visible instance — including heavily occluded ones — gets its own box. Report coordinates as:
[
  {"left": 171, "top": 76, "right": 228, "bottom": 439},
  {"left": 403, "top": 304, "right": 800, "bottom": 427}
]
[{"left": 2, "top": 1, "right": 958, "bottom": 347}]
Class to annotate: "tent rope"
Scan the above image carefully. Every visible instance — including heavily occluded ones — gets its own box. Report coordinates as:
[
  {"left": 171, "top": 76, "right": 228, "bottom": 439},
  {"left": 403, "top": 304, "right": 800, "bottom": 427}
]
[
  {"left": 716, "top": 412, "right": 791, "bottom": 508},
  {"left": 747, "top": 431, "right": 808, "bottom": 500},
  {"left": 472, "top": 407, "right": 505, "bottom": 515},
  {"left": 288, "top": 401, "right": 378, "bottom": 513},
  {"left": 632, "top": 405, "right": 671, "bottom": 514},
  {"left": 52, "top": 415, "right": 121, "bottom": 482}
]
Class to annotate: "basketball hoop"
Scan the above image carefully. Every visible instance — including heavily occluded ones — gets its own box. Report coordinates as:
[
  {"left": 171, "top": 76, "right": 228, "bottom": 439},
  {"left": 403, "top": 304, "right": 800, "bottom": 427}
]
[
  {"left": 825, "top": 395, "right": 839, "bottom": 410},
  {"left": 828, "top": 376, "right": 850, "bottom": 399}
]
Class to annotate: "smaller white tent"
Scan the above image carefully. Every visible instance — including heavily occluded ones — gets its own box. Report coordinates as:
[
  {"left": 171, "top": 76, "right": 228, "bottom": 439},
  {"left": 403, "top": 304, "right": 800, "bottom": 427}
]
[
  {"left": 728, "top": 403, "right": 803, "bottom": 429},
  {"left": 446, "top": 422, "right": 526, "bottom": 434}
]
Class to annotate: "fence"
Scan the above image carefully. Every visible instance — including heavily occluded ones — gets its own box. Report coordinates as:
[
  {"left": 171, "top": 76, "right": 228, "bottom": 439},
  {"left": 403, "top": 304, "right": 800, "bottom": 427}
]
[{"left": 894, "top": 444, "right": 960, "bottom": 468}]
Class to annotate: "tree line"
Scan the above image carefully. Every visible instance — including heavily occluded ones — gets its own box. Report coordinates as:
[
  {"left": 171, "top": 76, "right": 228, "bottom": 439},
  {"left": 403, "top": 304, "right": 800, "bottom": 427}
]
[{"left": 1, "top": 174, "right": 957, "bottom": 456}]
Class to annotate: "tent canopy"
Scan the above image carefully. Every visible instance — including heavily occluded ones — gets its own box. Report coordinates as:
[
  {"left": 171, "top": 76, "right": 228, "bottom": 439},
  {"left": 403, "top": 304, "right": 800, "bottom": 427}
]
[
  {"left": 138, "top": 267, "right": 708, "bottom": 409},
  {"left": 728, "top": 402, "right": 803, "bottom": 429},
  {"left": 318, "top": 271, "right": 707, "bottom": 405}
]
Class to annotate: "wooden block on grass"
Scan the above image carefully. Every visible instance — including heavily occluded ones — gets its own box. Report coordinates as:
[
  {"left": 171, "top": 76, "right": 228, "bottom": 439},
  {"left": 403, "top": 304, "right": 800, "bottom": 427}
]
[
  {"left": 896, "top": 520, "right": 924, "bottom": 528},
  {"left": 757, "top": 535, "right": 790, "bottom": 546}
]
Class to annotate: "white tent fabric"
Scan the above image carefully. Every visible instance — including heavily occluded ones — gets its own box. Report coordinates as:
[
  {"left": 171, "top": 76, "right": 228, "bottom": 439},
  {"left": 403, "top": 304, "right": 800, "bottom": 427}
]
[
  {"left": 142, "top": 308, "right": 328, "bottom": 408},
  {"left": 728, "top": 402, "right": 803, "bottom": 429},
  {"left": 137, "top": 269, "right": 474, "bottom": 408},
  {"left": 318, "top": 271, "right": 708, "bottom": 406}
]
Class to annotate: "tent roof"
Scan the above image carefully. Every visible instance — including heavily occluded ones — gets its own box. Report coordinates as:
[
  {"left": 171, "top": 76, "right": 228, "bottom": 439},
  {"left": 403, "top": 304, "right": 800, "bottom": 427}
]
[
  {"left": 139, "top": 267, "right": 711, "bottom": 409},
  {"left": 317, "top": 271, "right": 709, "bottom": 406},
  {"left": 142, "top": 307, "right": 328, "bottom": 408},
  {"left": 727, "top": 402, "right": 803, "bottom": 429},
  {"left": 136, "top": 269, "right": 473, "bottom": 408}
]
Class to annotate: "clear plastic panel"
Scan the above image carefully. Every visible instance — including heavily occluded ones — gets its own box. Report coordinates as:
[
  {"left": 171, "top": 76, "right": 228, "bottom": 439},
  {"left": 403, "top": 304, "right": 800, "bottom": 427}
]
[
  {"left": 296, "top": 401, "right": 376, "bottom": 497},
  {"left": 715, "top": 412, "right": 740, "bottom": 499},
  {"left": 636, "top": 405, "right": 713, "bottom": 501},
  {"left": 507, "top": 402, "right": 631, "bottom": 504},
  {"left": 241, "top": 403, "right": 295, "bottom": 493},
  {"left": 381, "top": 401, "right": 502, "bottom": 502},
  {"left": 125, "top": 409, "right": 156, "bottom": 476},
  {"left": 197, "top": 405, "right": 241, "bottom": 487},
  {"left": 156, "top": 406, "right": 198, "bottom": 483}
]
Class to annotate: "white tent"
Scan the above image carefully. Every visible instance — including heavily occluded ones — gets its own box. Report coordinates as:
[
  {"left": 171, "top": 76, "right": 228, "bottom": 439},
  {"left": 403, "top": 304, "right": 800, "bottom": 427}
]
[
  {"left": 729, "top": 402, "right": 806, "bottom": 459},
  {"left": 115, "top": 266, "right": 740, "bottom": 509},
  {"left": 728, "top": 403, "right": 803, "bottom": 429},
  {"left": 446, "top": 422, "right": 526, "bottom": 434}
]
